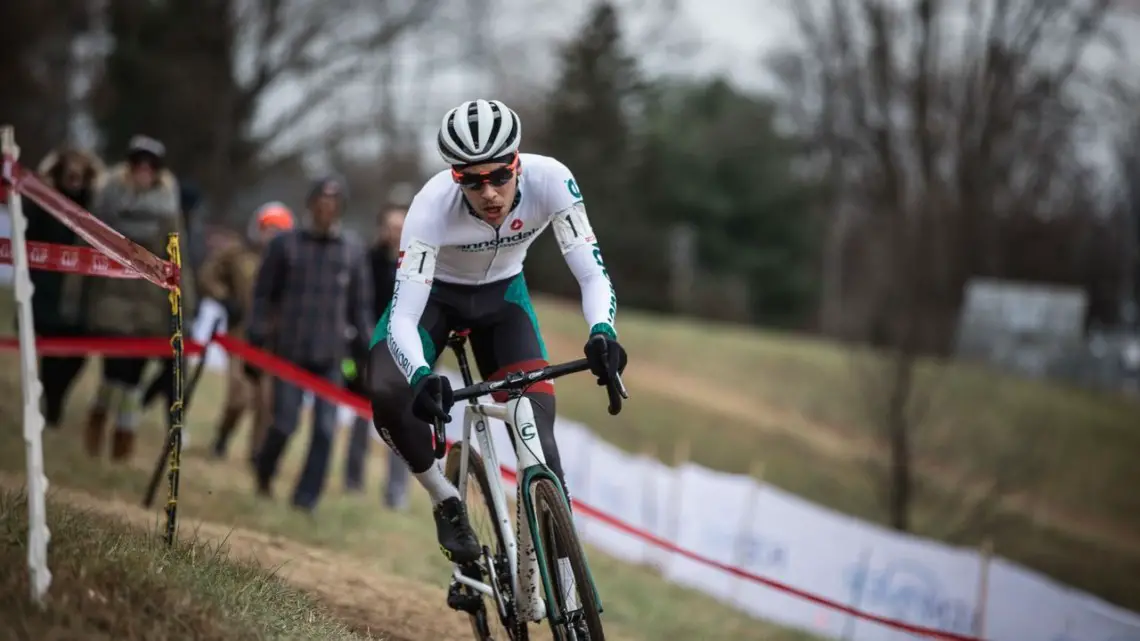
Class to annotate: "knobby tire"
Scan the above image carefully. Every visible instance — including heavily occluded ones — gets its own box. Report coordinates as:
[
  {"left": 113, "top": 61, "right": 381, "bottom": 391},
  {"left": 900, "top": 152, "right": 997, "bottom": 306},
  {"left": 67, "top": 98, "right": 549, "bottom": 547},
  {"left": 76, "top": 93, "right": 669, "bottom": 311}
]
[{"left": 531, "top": 478, "right": 605, "bottom": 640}]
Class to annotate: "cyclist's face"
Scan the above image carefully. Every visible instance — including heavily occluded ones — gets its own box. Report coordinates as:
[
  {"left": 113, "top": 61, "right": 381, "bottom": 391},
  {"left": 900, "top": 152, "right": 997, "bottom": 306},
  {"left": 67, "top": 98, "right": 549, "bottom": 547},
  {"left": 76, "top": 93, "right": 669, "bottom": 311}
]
[{"left": 454, "top": 157, "right": 519, "bottom": 226}]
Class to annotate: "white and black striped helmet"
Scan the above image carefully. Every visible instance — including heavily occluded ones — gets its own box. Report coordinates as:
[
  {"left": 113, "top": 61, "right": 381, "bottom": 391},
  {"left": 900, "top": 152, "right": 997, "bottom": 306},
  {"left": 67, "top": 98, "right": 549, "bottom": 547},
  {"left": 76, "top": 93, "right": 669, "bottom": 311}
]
[{"left": 437, "top": 99, "right": 522, "bottom": 166}]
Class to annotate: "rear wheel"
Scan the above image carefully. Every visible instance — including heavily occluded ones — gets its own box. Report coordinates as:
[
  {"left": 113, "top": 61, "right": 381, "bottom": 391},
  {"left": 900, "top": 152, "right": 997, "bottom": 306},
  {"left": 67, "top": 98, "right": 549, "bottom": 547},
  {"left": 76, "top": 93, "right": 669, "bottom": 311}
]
[
  {"left": 530, "top": 478, "right": 604, "bottom": 640},
  {"left": 445, "top": 443, "right": 529, "bottom": 640}
]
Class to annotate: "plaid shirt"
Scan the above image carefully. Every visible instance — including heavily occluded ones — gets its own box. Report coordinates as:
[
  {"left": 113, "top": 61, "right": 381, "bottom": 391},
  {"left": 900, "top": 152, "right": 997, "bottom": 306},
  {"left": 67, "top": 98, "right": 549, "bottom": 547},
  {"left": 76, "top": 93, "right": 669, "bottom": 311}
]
[{"left": 250, "top": 227, "right": 374, "bottom": 367}]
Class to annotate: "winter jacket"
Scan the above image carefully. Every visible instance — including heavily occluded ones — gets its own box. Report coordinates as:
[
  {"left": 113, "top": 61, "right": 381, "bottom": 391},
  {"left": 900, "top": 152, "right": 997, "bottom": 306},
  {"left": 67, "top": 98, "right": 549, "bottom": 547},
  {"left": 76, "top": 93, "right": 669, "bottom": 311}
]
[
  {"left": 24, "top": 148, "right": 105, "bottom": 331},
  {"left": 83, "top": 163, "right": 196, "bottom": 336}
]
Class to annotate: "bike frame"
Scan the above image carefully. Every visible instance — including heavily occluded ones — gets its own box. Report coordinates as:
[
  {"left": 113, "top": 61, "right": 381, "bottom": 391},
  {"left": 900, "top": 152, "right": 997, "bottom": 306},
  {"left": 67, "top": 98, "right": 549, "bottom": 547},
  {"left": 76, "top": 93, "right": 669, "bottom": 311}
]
[
  {"left": 451, "top": 396, "right": 545, "bottom": 619},
  {"left": 444, "top": 336, "right": 606, "bottom": 626}
]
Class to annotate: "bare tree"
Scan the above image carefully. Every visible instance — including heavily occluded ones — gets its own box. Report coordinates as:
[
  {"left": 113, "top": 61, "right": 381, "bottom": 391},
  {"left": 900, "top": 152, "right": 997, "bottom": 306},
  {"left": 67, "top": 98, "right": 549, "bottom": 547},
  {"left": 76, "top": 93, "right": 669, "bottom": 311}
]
[
  {"left": 0, "top": 1, "right": 94, "bottom": 158},
  {"left": 236, "top": 0, "right": 442, "bottom": 168},
  {"left": 91, "top": 0, "right": 442, "bottom": 222},
  {"left": 771, "top": 0, "right": 1127, "bottom": 531}
]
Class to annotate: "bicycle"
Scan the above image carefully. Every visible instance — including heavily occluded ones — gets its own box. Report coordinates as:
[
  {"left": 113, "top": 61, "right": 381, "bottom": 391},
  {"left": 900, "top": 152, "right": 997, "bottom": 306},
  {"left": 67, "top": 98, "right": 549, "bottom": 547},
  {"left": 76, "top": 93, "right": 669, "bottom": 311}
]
[{"left": 432, "top": 329, "right": 628, "bottom": 641}]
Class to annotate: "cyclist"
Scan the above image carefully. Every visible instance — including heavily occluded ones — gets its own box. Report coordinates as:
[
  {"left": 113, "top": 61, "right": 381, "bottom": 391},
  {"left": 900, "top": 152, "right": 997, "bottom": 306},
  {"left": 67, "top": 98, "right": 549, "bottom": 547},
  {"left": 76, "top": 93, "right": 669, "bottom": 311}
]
[{"left": 366, "top": 99, "right": 628, "bottom": 564}]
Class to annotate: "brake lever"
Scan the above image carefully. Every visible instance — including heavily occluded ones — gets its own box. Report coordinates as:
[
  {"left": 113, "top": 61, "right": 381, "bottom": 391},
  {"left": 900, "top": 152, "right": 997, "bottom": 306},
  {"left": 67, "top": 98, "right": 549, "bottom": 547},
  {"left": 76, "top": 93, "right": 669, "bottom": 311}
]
[
  {"left": 432, "top": 417, "right": 447, "bottom": 459},
  {"left": 605, "top": 369, "right": 628, "bottom": 416},
  {"left": 613, "top": 370, "right": 629, "bottom": 400}
]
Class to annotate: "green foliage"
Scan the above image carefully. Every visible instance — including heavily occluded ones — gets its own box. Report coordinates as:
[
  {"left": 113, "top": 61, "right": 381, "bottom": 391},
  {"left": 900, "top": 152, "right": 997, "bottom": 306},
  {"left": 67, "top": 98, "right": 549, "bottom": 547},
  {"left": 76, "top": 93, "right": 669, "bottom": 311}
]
[
  {"left": 527, "top": 1, "right": 819, "bottom": 325},
  {"left": 527, "top": 1, "right": 673, "bottom": 311},
  {"left": 635, "top": 77, "right": 820, "bottom": 326},
  {"left": 539, "top": 0, "right": 641, "bottom": 174}
]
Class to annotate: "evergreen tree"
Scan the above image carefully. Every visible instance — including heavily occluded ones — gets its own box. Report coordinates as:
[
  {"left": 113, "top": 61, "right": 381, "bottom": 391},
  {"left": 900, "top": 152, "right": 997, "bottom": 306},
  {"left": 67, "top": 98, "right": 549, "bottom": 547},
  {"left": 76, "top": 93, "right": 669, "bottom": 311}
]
[
  {"left": 636, "top": 78, "right": 820, "bottom": 326},
  {"left": 538, "top": 0, "right": 640, "bottom": 197},
  {"left": 526, "top": 1, "right": 668, "bottom": 309}
]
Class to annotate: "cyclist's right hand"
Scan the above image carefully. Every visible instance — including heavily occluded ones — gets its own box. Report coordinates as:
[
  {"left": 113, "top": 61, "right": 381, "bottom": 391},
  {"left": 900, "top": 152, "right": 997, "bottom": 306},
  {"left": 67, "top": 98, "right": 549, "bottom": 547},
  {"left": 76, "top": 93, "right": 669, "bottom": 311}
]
[
  {"left": 584, "top": 332, "right": 627, "bottom": 387},
  {"left": 411, "top": 373, "right": 454, "bottom": 424}
]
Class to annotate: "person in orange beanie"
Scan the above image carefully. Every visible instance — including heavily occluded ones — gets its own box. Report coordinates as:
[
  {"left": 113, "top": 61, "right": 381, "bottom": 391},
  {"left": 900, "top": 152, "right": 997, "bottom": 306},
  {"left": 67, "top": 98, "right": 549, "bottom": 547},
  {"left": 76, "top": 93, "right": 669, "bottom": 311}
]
[{"left": 198, "top": 201, "right": 294, "bottom": 463}]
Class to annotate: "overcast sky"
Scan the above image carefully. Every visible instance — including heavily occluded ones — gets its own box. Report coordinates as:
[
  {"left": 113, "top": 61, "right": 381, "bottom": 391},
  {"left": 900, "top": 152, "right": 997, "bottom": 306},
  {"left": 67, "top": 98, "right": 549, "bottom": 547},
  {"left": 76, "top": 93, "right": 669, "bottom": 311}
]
[
  {"left": 229, "top": 0, "right": 1140, "bottom": 183},
  {"left": 255, "top": 0, "right": 792, "bottom": 167}
]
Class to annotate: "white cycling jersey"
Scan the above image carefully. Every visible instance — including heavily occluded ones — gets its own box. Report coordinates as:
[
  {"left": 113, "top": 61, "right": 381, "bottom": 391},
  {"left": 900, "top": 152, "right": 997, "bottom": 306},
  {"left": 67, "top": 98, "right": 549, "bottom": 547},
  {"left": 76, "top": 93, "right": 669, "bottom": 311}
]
[{"left": 387, "top": 153, "right": 617, "bottom": 384}]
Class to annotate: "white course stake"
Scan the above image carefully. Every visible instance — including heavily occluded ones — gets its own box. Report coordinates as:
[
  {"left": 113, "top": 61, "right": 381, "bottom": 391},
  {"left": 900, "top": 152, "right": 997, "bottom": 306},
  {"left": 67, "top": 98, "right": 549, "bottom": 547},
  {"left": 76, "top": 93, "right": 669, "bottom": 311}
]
[{"left": 2, "top": 125, "right": 52, "bottom": 605}]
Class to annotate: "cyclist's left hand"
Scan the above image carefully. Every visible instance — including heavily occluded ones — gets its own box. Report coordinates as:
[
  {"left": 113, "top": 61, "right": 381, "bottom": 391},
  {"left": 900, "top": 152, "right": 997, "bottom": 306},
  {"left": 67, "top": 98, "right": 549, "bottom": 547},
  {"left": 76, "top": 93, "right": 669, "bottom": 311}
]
[{"left": 584, "top": 332, "right": 627, "bottom": 387}]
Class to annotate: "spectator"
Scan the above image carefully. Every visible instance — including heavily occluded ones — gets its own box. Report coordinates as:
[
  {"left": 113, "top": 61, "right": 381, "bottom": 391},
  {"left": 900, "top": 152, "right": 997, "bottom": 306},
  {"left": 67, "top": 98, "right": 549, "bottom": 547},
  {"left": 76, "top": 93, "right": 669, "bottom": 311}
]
[
  {"left": 343, "top": 206, "right": 411, "bottom": 509},
  {"left": 249, "top": 176, "right": 373, "bottom": 511},
  {"left": 83, "top": 135, "right": 195, "bottom": 461},
  {"left": 25, "top": 147, "right": 105, "bottom": 428},
  {"left": 199, "top": 202, "right": 295, "bottom": 463}
]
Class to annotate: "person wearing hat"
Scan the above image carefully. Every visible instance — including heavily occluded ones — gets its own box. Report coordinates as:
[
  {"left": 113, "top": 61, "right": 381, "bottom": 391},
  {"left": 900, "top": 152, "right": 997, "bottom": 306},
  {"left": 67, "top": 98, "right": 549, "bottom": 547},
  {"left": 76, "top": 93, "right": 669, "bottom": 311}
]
[
  {"left": 82, "top": 134, "right": 195, "bottom": 461},
  {"left": 248, "top": 175, "right": 374, "bottom": 511},
  {"left": 199, "top": 201, "right": 295, "bottom": 463},
  {"left": 140, "top": 179, "right": 208, "bottom": 412}
]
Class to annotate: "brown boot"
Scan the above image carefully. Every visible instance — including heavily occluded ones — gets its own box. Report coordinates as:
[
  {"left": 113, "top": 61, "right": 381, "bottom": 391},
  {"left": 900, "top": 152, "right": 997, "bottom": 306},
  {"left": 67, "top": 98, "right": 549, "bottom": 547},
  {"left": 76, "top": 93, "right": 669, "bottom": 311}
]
[
  {"left": 211, "top": 406, "right": 243, "bottom": 459},
  {"left": 84, "top": 408, "right": 107, "bottom": 457},
  {"left": 110, "top": 429, "right": 136, "bottom": 462}
]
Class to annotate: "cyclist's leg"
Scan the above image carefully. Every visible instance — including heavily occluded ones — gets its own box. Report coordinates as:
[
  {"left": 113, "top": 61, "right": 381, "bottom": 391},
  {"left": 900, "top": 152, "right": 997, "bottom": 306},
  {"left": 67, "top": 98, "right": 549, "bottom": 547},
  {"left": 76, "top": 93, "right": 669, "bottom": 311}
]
[
  {"left": 367, "top": 297, "right": 486, "bottom": 563},
  {"left": 469, "top": 274, "right": 568, "bottom": 495},
  {"left": 366, "top": 296, "right": 450, "bottom": 479}
]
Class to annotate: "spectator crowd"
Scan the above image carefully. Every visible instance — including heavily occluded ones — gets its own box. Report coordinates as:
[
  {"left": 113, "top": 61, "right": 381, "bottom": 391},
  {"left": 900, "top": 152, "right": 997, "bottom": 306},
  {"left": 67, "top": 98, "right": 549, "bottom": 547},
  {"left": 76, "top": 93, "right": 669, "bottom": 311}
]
[{"left": 18, "top": 135, "right": 411, "bottom": 513}]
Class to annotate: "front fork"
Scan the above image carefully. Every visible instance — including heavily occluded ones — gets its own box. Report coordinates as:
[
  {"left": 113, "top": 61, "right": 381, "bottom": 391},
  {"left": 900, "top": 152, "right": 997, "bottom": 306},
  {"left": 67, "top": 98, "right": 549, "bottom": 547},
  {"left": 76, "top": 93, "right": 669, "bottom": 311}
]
[{"left": 508, "top": 397, "right": 603, "bottom": 624}]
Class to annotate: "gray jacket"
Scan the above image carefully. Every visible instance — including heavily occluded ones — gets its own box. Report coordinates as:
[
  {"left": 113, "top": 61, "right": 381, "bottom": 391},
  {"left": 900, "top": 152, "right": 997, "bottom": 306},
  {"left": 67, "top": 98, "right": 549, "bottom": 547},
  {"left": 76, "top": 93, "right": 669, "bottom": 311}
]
[{"left": 83, "top": 163, "right": 196, "bottom": 335}]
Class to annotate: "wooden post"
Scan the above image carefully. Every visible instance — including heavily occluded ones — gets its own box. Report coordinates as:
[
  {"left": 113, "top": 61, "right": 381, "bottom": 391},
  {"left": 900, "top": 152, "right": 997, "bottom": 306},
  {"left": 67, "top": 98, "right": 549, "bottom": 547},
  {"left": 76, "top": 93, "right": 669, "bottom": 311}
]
[
  {"left": 667, "top": 438, "right": 691, "bottom": 569},
  {"left": 668, "top": 223, "right": 697, "bottom": 314},
  {"left": 577, "top": 434, "right": 593, "bottom": 538},
  {"left": 640, "top": 443, "right": 660, "bottom": 571},
  {"left": 974, "top": 538, "right": 994, "bottom": 639},
  {"left": 841, "top": 547, "right": 875, "bottom": 640},
  {"left": 731, "top": 461, "right": 766, "bottom": 605}
]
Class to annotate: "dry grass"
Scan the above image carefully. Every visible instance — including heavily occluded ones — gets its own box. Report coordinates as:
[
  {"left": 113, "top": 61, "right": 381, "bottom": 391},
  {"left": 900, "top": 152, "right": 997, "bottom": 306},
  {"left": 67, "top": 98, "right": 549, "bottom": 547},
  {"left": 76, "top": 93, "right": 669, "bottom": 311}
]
[
  {"left": 0, "top": 489, "right": 367, "bottom": 641},
  {"left": 0, "top": 365, "right": 823, "bottom": 641}
]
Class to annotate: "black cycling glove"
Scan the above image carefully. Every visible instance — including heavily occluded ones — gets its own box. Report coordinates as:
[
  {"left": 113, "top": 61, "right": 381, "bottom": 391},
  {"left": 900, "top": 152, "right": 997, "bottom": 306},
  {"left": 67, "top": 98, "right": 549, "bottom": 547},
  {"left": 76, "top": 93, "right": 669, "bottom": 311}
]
[
  {"left": 584, "top": 332, "right": 627, "bottom": 387},
  {"left": 411, "top": 373, "right": 454, "bottom": 424}
]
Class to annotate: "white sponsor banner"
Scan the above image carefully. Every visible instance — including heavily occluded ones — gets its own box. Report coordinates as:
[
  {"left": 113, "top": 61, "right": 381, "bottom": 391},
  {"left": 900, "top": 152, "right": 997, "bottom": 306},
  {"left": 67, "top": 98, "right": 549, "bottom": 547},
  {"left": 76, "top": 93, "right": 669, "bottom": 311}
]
[{"left": 185, "top": 303, "right": 1140, "bottom": 641}]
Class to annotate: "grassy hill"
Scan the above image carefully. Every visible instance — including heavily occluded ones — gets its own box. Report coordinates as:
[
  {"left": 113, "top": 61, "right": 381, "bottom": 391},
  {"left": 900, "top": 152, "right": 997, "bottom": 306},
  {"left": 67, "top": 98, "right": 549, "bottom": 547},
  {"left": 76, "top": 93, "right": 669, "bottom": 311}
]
[
  {"left": 0, "top": 489, "right": 364, "bottom": 641},
  {"left": 1, "top": 283, "right": 1137, "bottom": 632},
  {"left": 0, "top": 361, "right": 821, "bottom": 640},
  {"left": 525, "top": 295, "right": 1140, "bottom": 611}
]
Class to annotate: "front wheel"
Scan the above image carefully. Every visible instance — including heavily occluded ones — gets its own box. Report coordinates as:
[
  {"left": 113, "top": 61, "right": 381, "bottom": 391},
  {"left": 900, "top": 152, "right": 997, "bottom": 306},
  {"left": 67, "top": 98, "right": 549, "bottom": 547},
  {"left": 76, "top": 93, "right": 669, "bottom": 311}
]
[
  {"left": 445, "top": 443, "right": 529, "bottom": 641},
  {"left": 530, "top": 478, "right": 605, "bottom": 640}
]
